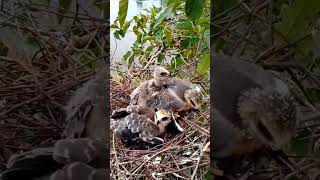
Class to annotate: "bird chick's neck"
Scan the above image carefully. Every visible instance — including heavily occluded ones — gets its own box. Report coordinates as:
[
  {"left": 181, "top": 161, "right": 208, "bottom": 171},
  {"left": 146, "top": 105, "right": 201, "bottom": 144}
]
[{"left": 152, "top": 79, "right": 163, "bottom": 87}]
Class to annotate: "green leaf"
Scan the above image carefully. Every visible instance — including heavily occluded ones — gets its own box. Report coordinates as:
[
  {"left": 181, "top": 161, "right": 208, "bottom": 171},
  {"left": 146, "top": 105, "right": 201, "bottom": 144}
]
[
  {"left": 155, "top": 2, "right": 176, "bottom": 27},
  {"left": 0, "top": 41, "right": 8, "bottom": 56},
  {"left": 188, "top": 37, "right": 200, "bottom": 46},
  {"left": 128, "top": 53, "right": 135, "bottom": 67},
  {"left": 23, "top": 129, "right": 40, "bottom": 144},
  {"left": 213, "top": 0, "right": 237, "bottom": 15},
  {"left": 197, "top": 52, "right": 210, "bottom": 75},
  {"left": 172, "top": 55, "right": 186, "bottom": 68},
  {"left": 122, "top": 21, "right": 131, "bottom": 34},
  {"left": 180, "top": 39, "right": 190, "bottom": 49},
  {"left": 57, "top": 0, "right": 71, "bottom": 23},
  {"left": 290, "top": 129, "right": 312, "bottom": 156},
  {"left": 274, "top": 0, "right": 320, "bottom": 43},
  {"left": 113, "top": 31, "right": 121, "bottom": 40},
  {"left": 185, "top": 0, "right": 205, "bottom": 21},
  {"left": 163, "top": 0, "right": 178, "bottom": 6},
  {"left": 204, "top": 30, "right": 210, "bottom": 46},
  {"left": 305, "top": 88, "right": 320, "bottom": 105},
  {"left": 118, "top": 0, "right": 129, "bottom": 27},
  {"left": 204, "top": 168, "right": 213, "bottom": 180},
  {"left": 110, "top": 24, "right": 119, "bottom": 29},
  {"left": 123, "top": 51, "right": 132, "bottom": 61},
  {"left": 132, "top": 26, "right": 140, "bottom": 35},
  {"left": 157, "top": 54, "right": 165, "bottom": 63},
  {"left": 164, "top": 27, "right": 173, "bottom": 44},
  {"left": 146, "top": 46, "right": 154, "bottom": 52},
  {"left": 94, "top": 0, "right": 109, "bottom": 18},
  {"left": 176, "top": 19, "right": 193, "bottom": 30}
]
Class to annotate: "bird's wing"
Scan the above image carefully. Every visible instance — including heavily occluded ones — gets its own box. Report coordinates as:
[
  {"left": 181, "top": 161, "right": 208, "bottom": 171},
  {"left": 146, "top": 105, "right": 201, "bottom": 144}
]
[
  {"left": 147, "top": 89, "right": 185, "bottom": 111},
  {"left": 6, "top": 147, "right": 54, "bottom": 169},
  {"left": 125, "top": 113, "right": 158, "bottom": 141},
  {"left": 0, "top": 147, "right": 58, "bottom": 180},
  {"left": 53, "top": 138, "right": 106, "bottom": 168},
  {"left": 0, "top": 138, "right": 107, "bottom": 180},
  {"left": 129, "top": 81, "right": 149, "bottom": 106},
  {"left": 49, "top": 162, "right": 106, "bottom": 180},
  {"left": 212, "top": 108, "right": 244, "bottom": 158},
  {"left": 111, "top": 105, "right": 155, "bottom": 120},
  {"left": 63, "top": 98, "right": 93, "bottom": 138},
  {"left": 111, "top": 107, "right": 130, "bottom": 119},
  {"left": 63, "top": 68, "right": 107, "bottom": 140},
  {"left": 126, "top": 105, "right": 146, "bottom": 114},
  {"left": 126, "top": 105, "right": 156, "bottom": 121}
]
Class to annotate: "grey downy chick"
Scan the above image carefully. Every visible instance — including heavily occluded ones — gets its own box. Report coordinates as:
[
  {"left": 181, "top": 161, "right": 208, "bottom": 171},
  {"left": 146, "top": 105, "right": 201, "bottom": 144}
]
[
  {"left": 63, "top": 68, "right": 107, "bottom": 141},
  {"left": 130, "top": 66, "right": 170, "bottom": 107},
  {"left": 146, "top": 78, "right": 204, "bottom": 112},
  {"left": 110, "top": 105, "right": 173, "bottom": 149},
  {"left": 212, "top": 54, "right": 298, "bottom": 158}
]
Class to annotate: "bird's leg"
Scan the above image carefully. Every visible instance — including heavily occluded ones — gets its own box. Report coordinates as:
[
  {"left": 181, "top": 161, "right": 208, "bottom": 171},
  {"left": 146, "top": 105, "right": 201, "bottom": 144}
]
[{"left": 170, "top": 111, "right": 184, "bottom": 132}]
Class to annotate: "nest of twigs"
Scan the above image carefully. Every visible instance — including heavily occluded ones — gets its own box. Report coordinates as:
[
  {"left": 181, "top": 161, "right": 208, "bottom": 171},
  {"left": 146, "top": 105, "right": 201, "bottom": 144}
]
[
  {"left": 0, "top": 47, "right": 98, "bottom": 170},
  {"left": 110, "top": 68, "right": 210, "bottom": 179},
  {"left": 0, "top": 0, "right": 107, "bottom": 169}
]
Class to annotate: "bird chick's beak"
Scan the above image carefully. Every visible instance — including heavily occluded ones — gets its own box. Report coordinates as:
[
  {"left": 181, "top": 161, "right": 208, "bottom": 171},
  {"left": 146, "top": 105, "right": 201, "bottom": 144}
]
[
  {"left": 155, "top": 109, "right": 170, "bottom": 120},
  {"left": 170, "top": 111, "right": 184, "bottom": 132}
]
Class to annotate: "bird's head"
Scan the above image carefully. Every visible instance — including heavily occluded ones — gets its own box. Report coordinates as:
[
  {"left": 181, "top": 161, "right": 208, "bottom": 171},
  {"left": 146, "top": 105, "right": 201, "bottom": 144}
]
[
  {"left": 238, "top": 88, "right": 298, "bottom": 150},
  {"left": 154, "top": 109, "right": 173, "bottom": 134},
  {"left": 184, "top": 85, "right": 204, "bottom": 110},
  {"left": 153, "top": 66, "right": 170, "bottom": 85}
]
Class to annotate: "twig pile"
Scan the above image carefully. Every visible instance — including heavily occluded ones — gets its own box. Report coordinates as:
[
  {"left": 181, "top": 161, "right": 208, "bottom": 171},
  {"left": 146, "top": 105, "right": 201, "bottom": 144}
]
[
  {"left": 0, "top": 0, "right": 107, "bottom": 170},
  {"left": 110, "top": 70, "right": 210, "bottom": 179}
]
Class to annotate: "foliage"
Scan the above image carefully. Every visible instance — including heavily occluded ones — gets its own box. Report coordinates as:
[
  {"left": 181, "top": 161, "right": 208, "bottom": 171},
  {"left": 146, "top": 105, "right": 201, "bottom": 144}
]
[
  {"left": 111, "top": 0, "right": 210, "bottom": 79},
  {"left": 58, "top": 0, "right": 72, "bottom": 23},
  {"left": 0, "top": 41, "right": 8, "bottom": 56},
  {"left": 274, "top": 0, "right": 320, "bottom": 64}
]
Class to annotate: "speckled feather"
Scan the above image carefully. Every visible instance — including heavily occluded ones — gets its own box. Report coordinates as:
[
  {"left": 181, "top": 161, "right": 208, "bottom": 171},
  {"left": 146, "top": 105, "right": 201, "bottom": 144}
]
[
  {"left": 63, "top": 69, "right": 107, "bottom": 140},
  {"left": 111, "top": 110, "right": 161, "bottom": 142},
  {"left": 111, "top": 105, "right": 156, "bottom": 121}
]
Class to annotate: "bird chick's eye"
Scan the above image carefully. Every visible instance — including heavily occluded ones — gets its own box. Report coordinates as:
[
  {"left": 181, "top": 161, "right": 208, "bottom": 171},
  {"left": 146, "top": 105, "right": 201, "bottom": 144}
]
[
  {"left": 160, "top": 72, "right": 168, "bottom": 76},
  {"left": 161, "top": 117, "right": 169, "bottom": 121},
  {"left": 257, "top": 121, "right": 274, "bottom": 143},
  {"left": 190, "top": 100, "right": 196, "bottom": 107}
]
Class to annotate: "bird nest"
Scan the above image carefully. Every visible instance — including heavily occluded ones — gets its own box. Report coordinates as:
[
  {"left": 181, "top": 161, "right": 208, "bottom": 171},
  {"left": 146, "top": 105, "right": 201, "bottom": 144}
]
[{"left": 110, "top": 70, "right": 210, "bottom": 179}]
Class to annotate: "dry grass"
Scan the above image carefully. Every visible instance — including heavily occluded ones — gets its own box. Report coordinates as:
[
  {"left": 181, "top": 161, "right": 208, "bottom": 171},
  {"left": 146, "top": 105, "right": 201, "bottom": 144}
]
[
  {"left": 0, "top": 0, "right": 108, "bottom": 171},
  {"left": 110, "top": 68, "right": 210, "bottom": 179}
]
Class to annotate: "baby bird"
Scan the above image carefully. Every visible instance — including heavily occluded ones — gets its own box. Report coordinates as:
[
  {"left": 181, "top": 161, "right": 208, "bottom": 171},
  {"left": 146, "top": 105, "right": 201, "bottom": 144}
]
[
  {"left": 146, "top": 78, "right": 204, "bottom": 112},
  {"left": 111, "top": 105, "right": 173, "bottom": 149},
  {"left": 212, "top": 54, "right": 298, "bottom": 158},
  {"left": 0, "top": 138, "right": 107, "bottom": 180},
  {"left": 63, "top": 68, "right": 107, "bottom": 141},
  {"left": 130, "top": 66, "right": 170, "bottom": 107}
]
